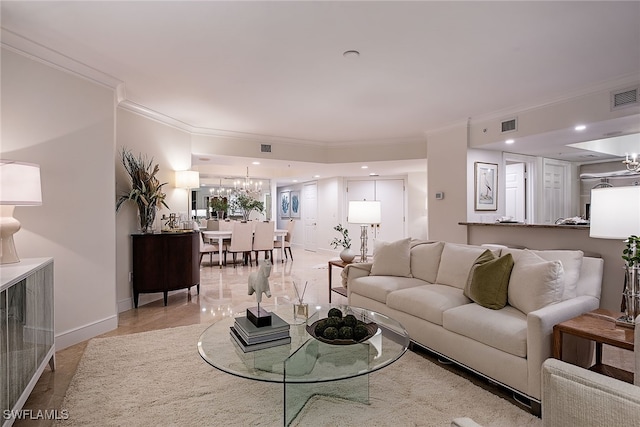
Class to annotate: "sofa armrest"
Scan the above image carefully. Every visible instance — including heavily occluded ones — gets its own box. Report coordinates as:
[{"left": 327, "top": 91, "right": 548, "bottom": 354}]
[
  {"left": 341, "top": 262, "right": 373, "bottom": 288},
  {"left": 526, "top": 295, "right": 600, "bottom": 400},
  {"left": 542, "top": 358, "right": 640, "bottom": 426}
]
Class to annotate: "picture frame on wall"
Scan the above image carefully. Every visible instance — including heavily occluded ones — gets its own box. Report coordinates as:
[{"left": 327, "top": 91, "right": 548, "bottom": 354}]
[
  {"left": 279, "top": 191, "right": 290, "bottom": 218},
  {"left": 474, "top": 162, "right": 498, "bottom": 211},
  {"left": 290, "top": 191, "right": 301, "bottom": 218}
]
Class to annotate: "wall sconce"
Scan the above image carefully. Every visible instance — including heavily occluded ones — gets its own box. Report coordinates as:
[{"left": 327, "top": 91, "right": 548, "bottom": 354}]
[
  {"left": 348, "top": 200, "right": 381, "bottom": 263},
  {"left": 0, "top": 160, "right": 42, "bottom": 264}
]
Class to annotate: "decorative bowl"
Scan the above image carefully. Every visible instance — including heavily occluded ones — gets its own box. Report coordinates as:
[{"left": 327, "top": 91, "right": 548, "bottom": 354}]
[{"left": 306, "top": 319, "right": 378, "bottom": 345}]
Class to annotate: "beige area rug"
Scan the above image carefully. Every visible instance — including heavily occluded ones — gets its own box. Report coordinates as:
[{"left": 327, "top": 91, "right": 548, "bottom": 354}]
[{"left": 56, "top": 323, "right": 541, "bottom": 427}]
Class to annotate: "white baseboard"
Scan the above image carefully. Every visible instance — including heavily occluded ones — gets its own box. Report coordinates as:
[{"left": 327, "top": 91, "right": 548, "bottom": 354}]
[{"left": 55, "top": 315, "right": 118, "bottom": 350}]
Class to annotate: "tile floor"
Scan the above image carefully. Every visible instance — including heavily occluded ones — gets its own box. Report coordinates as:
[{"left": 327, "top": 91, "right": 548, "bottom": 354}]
[{"left": 13, "top": 247, "right": 634, "bottom": 426}]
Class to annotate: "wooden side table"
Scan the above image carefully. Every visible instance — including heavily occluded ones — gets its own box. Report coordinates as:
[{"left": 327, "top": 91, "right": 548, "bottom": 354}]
[
  {"left": 328, "top": 260, "right": 349, "bottom": 302},
  {"left": 553, "top": 309, "right": 635, "bottom": 383}
]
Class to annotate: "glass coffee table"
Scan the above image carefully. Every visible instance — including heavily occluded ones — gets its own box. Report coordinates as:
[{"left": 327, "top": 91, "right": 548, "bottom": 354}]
[{"left": 198, "top": 303, "right": 409, "bottom": 426}]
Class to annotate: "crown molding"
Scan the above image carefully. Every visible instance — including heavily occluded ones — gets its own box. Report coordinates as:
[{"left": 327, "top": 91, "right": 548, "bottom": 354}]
[{"left": 1, "top": 28, "right": 124, "bottom": 91}]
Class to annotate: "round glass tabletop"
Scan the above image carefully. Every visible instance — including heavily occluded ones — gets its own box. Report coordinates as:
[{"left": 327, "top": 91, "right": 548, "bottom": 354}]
[{"left": 197, "top": 303, "right": 410, "bottom": 384}]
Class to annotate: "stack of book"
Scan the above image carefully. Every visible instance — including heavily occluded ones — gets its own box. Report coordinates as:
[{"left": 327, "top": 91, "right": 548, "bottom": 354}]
[{"left": 230, "top": 313, "right": 291, "bottom": 352}]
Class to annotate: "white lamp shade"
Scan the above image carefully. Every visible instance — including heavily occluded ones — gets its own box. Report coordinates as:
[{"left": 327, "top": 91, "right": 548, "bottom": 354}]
[
  {"left": 348, "top": 200, "right": 381, "bottom": 224},
  {"left": 0, "top": 160, "right": 42, "bottom": 205},
  {"left": 589, "top": 186, "right": 640, "bottom": 239},
  {"left": 175, "top": 170, "right": 200, "bottom": 189}
]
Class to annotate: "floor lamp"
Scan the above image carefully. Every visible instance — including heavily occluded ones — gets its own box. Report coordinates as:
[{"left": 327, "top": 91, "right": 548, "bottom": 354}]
[
  {"left": 0, "top": 161, "right": 42, "bottom": 264},
  {"left": 348, "top": 200, "right": 381, "bottom": 263},
  {"left": 175, "top": 170, "right": 200, "bottom": 223},
  {"left": 589, "top": 186, "right": 640, "bottom": 326}
]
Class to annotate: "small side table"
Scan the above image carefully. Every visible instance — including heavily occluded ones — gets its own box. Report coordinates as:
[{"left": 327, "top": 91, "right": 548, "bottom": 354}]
[
  {"left": 328, "top": 260, "right": 349, "bottom": 303},
  {"left": 553, "top": 309, "right": 635, "bottom": 383}
]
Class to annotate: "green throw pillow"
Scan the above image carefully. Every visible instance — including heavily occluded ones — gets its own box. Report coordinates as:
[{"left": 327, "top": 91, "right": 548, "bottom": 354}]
[{"left": 463, "top": 250, "right": 514, "bottom": 310}]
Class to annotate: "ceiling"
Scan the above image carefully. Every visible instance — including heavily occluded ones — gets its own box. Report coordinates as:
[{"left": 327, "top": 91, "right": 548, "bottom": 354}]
[{"left": 2, "top": 1, "right": 640, "bottom": 184}]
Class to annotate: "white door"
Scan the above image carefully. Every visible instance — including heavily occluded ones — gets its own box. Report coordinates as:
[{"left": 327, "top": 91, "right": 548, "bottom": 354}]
[
  {"left": 542, "top": 160, "right": 569, "bottom": 224},
  {"left": 346, "top": 179, "right": 405, "bottom": 256},
  {"left": 505, "top": 163, "right": 526, "bottom": 222},
  {"left": 374, "top": 179, "right": 405, "bottom": 242},
  {"left": 303, "top": 183, "right": 318, "bottom": 251}
]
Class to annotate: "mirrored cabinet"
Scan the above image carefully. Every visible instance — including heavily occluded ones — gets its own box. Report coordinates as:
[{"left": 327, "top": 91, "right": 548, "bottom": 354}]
[{"left": 1, "top": 258, "right": 54, "bottom": 427}]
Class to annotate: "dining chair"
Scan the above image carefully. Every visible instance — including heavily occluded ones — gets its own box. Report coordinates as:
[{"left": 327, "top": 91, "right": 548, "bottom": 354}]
[
  {"left": 194, "top": 224, "right": 223, "bottom": 265},
  {"left": 274, "top": 219, "right": 295, "bottom": 260},
  {"left": 225, "top": 221, "right": 253, "bottom": 267},
  {"left": 252, "top": 221, "right": 274, "bottom": 265}
]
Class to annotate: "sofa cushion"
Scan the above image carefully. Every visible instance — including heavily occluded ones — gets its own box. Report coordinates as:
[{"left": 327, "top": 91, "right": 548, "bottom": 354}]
[
  {"left": 507, "top": 249, "right": 564, "bottom": 314},
  {"left": 443, "top": 303, "right": 528, "bottom": 357},
  {"left": 370, "top": 237, "right": 412, "bottom": 277},
  {"left": 410, "top": 241, "right": 444, "bottom": 283},
  {"left": 349, "top": 276, "right": 424, "bottom": 304},
  {"left": 436, "top": 243, "right": 496, "bottom": 289},
  {"left": 504, "top": 248, "right": 583, "bottom": 300},
  {"left": 387, "top": 284, "right": 470, "bottom": 326},
  {"left": 463, "top": 250, "right": 514, "bottom": 310},
  {"left": 532, "top": 249, "right": 583, "bottom": 300}
]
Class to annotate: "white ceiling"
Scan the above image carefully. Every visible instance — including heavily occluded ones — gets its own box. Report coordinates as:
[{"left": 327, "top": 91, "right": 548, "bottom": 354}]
[{"left": 2, "top": 1, "right": 640, "bottom": 184}]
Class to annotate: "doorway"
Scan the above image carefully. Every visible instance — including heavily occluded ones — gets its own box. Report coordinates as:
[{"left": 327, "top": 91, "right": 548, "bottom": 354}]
[{"left": 503, "top": 153, "right": 536, "bottom": 223}]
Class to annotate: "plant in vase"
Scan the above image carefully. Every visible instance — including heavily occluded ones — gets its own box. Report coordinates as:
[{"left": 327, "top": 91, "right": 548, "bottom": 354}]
[
  {"left": 330, "top": 224, "right": 355, "bottom": 263},
  {"left": 233, "top": 193, "right": 264, "bottom": 221},
  {"left": 116, "top": 148, "right": 169, "bottom": 233},
  {"left": 621, "top": 234, "right": 640, "bottom": 323},
  {"left": 210, "top": 197, "right": 228, "bottom": 219}
]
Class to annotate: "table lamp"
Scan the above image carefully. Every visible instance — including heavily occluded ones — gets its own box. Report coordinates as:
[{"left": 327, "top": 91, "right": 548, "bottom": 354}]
[
  {"left": 175, "top": 170, "right": 200, "bottom": 223},
  {"left": 0, "top": 160, "right": 42, "bottom": 264},
  {"left": 348, "top": 200, "right": 381, "bottom": 262},
  {"left": 589, "top": 186, "right": 640, "bottom": 326}
]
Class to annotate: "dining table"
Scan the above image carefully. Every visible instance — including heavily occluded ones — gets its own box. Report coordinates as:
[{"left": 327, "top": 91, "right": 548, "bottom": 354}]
[{"left": 202, "top": 229, "right": 289, "bottom": 267}]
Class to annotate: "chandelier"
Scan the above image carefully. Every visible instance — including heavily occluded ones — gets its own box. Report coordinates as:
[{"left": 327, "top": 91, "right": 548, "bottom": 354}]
[
  {"left": 234, "top": 167, "right": 263, "bottom": 195},
  {"left": 623, "top": 153, "right": 640, "bottom": 173}
]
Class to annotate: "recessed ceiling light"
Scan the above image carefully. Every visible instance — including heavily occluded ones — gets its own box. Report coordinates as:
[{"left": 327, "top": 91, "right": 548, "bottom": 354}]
[
  {"left": 198, "top": 157, "right": 210, "bottom": 161},
  {"left": 369, "top": 173, "right": 379, "bottom": 177},
  {"left": 574, "top": 125, "right": 587, "bottom": 131},
  {"left": 505, "top": 139, "right": 515, "bottom": 144},
  {"left": 361, "top": 166, "right": 368, "bottom": 169},
  {"left": 252, "top": 161, "right": 260, "bottom": 165},
  {"left": 343, "top": 50, "right": 360, "bottom": 58},
  {"left": 313, "top": 175, "right": 320, "bottom": 178},
  {"left": 293, "top": 180, "right": 298, "bottom": 183}
]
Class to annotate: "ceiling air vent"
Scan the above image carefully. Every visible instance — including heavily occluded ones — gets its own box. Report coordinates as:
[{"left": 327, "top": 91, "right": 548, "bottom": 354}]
[
  {"left": 611, "top": 86, "right": 639, "bottom": 110},
  {"left": 260, "top": 144, "right": 272, "bottom": 153},
  {"left": 501, "top": 117, "right": 517, "bottom": 133}
]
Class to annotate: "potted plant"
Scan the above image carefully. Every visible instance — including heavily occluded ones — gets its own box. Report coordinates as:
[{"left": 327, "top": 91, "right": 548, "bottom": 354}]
[
  {"left": 330, "top": 224, "right": 355, "bottom": 263},
  {"left": 621, "top": 234, "right": 640, "bottom": 322},
  {"left": 233, "top": 193, "right": 264, "bottom": 221},
  {"left": 116, "top": 148, "right": 169, "bottom": 233},
  {"left": 210, "top": 197, "right": 229, "bottom": 219}
]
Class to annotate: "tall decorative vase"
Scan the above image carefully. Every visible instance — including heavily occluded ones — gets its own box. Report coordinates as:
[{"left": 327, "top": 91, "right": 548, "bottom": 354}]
[
  {"left": 339, "top": 248, "right": 356, "bottom": 263},
  {"left": 137, "top": 205, "right": 157, "bottom": 234},
  {"left": 622, "top": 265, "right": 640, "bottom": 324}
]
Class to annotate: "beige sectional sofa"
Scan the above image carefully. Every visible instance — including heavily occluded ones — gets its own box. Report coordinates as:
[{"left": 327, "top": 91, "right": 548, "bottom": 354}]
[{"left": 343, "top": 239, "right": 604, "bottom": 411}]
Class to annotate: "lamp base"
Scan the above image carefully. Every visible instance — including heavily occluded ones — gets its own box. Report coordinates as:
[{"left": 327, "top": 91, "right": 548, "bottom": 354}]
[
  {"left": 0, "top": 206, "right": 21, "bottom": 264},
  {"left": 359, "top": 224, "right": 368, "bottom": 263},
  {"left": 615, "top": 315, "right": 636, "bottom": 329}
]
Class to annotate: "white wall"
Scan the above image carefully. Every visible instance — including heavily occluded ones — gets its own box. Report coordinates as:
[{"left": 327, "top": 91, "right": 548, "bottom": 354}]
[
  {"left": 407, "top": 171, "right": 428, "bottom": 240},
  {"left": 426, "top": 124, "right": 468, "bottom": 243},
  {"left": 115, "top": 108, "right": 192, "bottom": 311},
  {"left": 1, "top": 48, "right": 117, "bottom": 349}
]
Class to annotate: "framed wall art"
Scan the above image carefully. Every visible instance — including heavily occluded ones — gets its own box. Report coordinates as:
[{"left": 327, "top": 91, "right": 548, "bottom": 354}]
[
  {"left": 279, "top": 191, "right": 290, "bottom": 218},
  {"left": 474, "top": 162, "right": 498, "bottom": 211},
  {"left": 290, "top": 191, "right": 301, "bottom": 218}
]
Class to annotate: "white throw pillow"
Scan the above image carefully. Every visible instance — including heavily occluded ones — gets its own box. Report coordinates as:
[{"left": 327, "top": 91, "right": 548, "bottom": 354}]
[
  {"left": 531, "top": 250, "right": 583, "bottom": 300},
  {"left": 370, "top": 238, "right": 412, "bottom": 277},
  {"left": 508, "top": 250, "right": 565, "bottom": 314}
]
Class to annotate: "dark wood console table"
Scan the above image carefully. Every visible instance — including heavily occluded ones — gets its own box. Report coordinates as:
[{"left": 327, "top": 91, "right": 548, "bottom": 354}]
[{"left": 132, "top": 231, "right": 200, "bottom": 307}]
